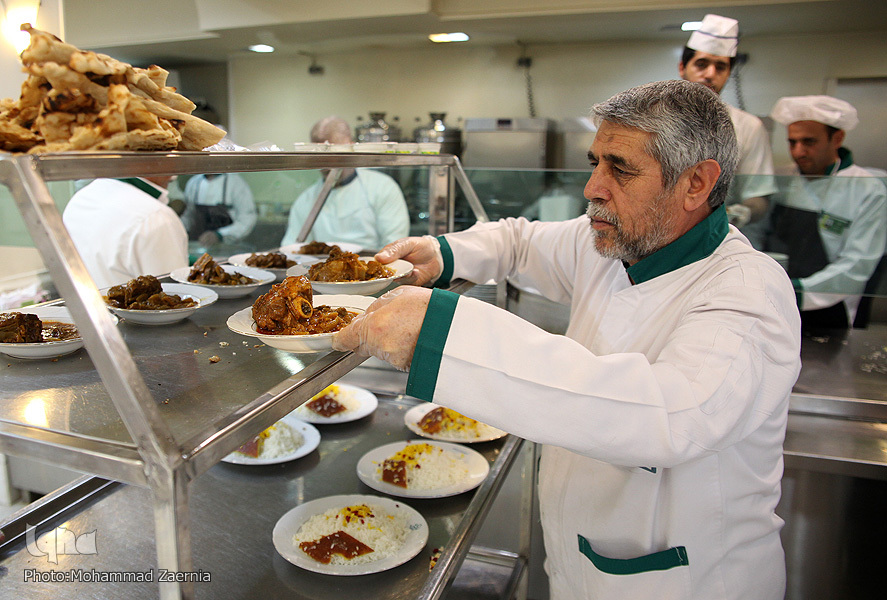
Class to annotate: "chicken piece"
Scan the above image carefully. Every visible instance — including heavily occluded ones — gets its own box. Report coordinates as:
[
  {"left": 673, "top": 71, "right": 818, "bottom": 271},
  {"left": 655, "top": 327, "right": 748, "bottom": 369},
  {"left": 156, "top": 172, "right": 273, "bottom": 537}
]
[
  {"left": 252, "top": 275, "right": 314, "bottom": 334},
  {"left": 307, "top": 247, "right": 393, "bottom": 282}
]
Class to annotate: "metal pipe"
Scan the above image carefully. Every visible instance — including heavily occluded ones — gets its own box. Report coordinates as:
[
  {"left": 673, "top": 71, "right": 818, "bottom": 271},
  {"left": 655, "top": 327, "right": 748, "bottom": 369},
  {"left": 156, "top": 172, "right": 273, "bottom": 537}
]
[{"left": 296, "top": 168, "right": 341, "bottom": 244}]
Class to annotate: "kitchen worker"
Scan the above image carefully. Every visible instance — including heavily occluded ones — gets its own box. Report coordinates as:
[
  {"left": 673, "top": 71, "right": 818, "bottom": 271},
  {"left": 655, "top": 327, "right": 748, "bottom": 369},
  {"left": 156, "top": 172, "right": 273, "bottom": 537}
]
[
  {"left": 768, "top": 95, "right": 887, "bottom": 331},
  {"left": 334, "top": 80, "right": 801, "bottom": 600},
  {"left": 62, "top": 176, "right": 188, "bottom": 289},
  {"left": 280, "top": 116, "right": 409, "bottom": 251},
  {"left": 180, "top": 172, "right": 257, "bottom": 247},
  {"left": 678, "top": 13, "right": 777, "bottom": 248}
]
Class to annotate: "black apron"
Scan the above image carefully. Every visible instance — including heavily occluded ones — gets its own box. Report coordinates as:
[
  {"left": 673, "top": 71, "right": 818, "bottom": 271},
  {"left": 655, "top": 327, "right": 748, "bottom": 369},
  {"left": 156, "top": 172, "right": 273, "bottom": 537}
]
[
  {"left": 187, "top": 176, "right": 234, "bottom": 241},
  {"left": 771, "top": 204, "right": 849, "bottom": 330}
]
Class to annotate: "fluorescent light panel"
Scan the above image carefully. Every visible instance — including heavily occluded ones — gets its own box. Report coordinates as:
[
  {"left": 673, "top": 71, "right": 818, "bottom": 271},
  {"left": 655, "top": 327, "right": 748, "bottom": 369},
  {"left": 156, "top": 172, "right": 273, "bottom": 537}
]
[
  {"left": 681, "top": 21, "right": 703, "bottom": 32},
  {"left": 249, "top": 44, "right": 275, "bottom": 53},
  {"left": 429, "top": 32, "right": 469, "bottom": 43}
]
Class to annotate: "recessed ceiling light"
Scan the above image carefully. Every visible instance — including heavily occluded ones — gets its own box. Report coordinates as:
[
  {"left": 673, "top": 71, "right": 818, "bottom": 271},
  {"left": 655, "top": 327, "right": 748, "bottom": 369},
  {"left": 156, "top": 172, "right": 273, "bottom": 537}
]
[
  {"left": 429, "top": 32, "right": 469, "bottom": 43},
  {"left": 681, "top": 21, "right": 703, "bottom": 32},
  {"left": 249, "top": 44, "right": 275, "bottom": 53}
]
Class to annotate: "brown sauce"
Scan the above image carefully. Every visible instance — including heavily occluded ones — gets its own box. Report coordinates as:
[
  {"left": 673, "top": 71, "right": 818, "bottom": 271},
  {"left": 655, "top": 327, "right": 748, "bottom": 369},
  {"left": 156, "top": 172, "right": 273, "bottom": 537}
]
[
  {"left": 306, "top": 394, "right": 346, "bottom": 417},
  {"left": 381, "top": 458, "right": 408, "bottom": 487},
  {"left": 299, "top": 531, "right": 374, "bottom": 564},
  {"left": 41, "top": 321, "right": 79, "bottom": 342},
  {"left": 418, "top": 407, "right": 446, "bottom": 434}
]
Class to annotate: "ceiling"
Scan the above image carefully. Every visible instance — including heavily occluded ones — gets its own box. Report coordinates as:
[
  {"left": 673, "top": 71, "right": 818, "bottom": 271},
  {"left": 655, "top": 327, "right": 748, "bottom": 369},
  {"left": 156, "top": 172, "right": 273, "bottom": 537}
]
[{"left": 62, "top": 0, "right": 887, "bottom": 67}]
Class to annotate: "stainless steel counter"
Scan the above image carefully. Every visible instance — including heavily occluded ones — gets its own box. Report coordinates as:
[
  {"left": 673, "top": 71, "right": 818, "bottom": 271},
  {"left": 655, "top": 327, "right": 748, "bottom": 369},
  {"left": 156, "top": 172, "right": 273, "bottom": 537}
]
[{"left": 0, "top": 391, "right": 527, "bottom": 599}]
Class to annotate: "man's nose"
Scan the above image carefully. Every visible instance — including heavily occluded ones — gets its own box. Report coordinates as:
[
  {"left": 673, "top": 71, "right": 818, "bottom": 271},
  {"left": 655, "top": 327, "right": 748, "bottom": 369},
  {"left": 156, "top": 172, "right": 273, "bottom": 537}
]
[{"left": 584, "top": 171, "right": 609, "bottom": 202}]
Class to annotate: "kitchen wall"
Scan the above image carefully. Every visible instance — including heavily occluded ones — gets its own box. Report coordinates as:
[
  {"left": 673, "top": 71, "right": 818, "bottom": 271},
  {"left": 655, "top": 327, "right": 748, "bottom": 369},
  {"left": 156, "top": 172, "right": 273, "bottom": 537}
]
[{"left": 227, "top": 29, "right": 887, "bottom": 170}]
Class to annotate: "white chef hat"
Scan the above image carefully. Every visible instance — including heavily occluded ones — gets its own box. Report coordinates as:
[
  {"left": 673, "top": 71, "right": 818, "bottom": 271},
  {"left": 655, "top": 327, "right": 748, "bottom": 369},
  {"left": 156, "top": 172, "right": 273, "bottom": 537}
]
[
  {"left": 686, "top": 14, "right": 739, "bottom": 58},
  {"left": 770, "top": 95, "right": 859, "bottom": 131}
]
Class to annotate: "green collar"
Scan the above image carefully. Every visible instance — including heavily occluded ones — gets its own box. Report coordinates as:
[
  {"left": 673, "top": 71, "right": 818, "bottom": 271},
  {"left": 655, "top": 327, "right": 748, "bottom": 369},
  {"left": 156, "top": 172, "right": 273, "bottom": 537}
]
[
  {"left": 824, "top": 147, "right": 854, "bottom": 176},
  {"left": 625, "top": 204, "right": 728, "bottom": 284},
  {"left": 118, "top": 177, "right": 163, "bottom": 199}
]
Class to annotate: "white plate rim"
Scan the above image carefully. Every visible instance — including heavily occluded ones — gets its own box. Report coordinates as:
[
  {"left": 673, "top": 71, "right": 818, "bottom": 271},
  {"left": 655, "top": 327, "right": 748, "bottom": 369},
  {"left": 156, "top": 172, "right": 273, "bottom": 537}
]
[
  {"left": 356, "top": 440, "right": 489, "bottom": 499},
  {"left": 278, "top": 241, "right": 364, "bottom": 256},
  {"left": 221, "top": 415, "right": 320, "bottom": 465},
  {"left": 226, "top": 295, "right": 374, "bottom": 353},
  {"left": 293, "top": 383, "right": 379, "bottom": 424},
  {"left": 403, "top": 403, "right": 508, "bottom": 443},
  {"left": 168, "top": 264, "right": 275, "bottom": 289},
  {"left": 272, "top": 494, "right": 428, "bottom": 576},
  {"left": 102, "top": 283, "right": 218, "bottom": 324},
  {"left": 0, "top": 306, "right": 118, "bottom": 359}
]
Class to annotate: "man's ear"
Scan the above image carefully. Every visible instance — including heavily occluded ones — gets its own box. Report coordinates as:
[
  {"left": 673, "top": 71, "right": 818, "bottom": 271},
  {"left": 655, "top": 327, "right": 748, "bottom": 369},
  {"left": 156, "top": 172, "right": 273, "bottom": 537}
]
[
  {"left": 683, "top": 159, "right": 722, "bottom": 212},
  {"left": 677, "top": 61, "right": 686, "bottom": 79},
  {"left": 831, "top": 129, "right": 846, "bottom": 150}
]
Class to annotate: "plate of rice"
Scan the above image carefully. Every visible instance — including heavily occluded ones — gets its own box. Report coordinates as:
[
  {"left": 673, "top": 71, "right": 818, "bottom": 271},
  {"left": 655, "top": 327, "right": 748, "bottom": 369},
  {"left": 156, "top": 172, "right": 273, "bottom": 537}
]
[
  {"left": 404, "top": 404, "right": 507, "bottom": 443},
  {"left": 222, "top": 415, "right": 320, "bottom": 465},
  {"left": 356, "top": 441, "right": 489, "bottom": 499},
  {"left": 273, "top": 494, "right": 428, "bottom": 575},
  {"left": 293, "top": 383, "right": 378, "bottom": 424}
]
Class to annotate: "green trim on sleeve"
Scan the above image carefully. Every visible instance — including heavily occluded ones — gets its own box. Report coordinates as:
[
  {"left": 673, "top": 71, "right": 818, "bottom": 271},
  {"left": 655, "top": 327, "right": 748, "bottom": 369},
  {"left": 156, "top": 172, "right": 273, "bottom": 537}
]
[
  {"left": 118, "top": 178, "right": 163, "bottom": 199},
  {"left": 791, "top": 277, "right": 803, "bottom": 307},
  {"left": 578, "top": 535, "right": 689, "bottom": 575},
  {"left": 406, "top": 288, "right": 459, "bottom": 401},
  {"left": 435, "top": 236, "right": 454, "bottom": 288}
]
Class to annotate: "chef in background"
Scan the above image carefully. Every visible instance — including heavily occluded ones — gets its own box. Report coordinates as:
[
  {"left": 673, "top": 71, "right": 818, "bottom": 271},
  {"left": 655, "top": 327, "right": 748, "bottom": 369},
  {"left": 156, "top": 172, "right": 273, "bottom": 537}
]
[
  {"left": 180, "top": 172, "right": 257, "bottom": 247},
  {"left": 768, "top": 95, "right": 887, "bottom": 330},
  {"left": 334, "top": 80, "right": 801, "bottom": 600},
  {"left": 678, "top": 13, "right": 776, "bottom": 248},
  {"left": 280, "top": 116, "right": 409, "bottom": 251},
  {"left": 62, "top": 176, "right": 188, "bottom": 289}
]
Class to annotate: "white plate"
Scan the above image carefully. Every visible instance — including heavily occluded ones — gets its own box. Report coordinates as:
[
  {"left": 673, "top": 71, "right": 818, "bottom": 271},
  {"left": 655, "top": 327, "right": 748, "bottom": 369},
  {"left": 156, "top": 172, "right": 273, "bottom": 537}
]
[
  {"left": 356, "top": 440, "right": 489, "bottom": 499},
  {"left": 227, "top": 252, "right": 323, "bottom": 282},
  {"left": 273, "top": 494, "right": 428, "bottom": 576},
  {"left": 293, "top": 383, "right": 378, "bottom": 424},
  {"left": 0, "top": 306, "right": 118, "bottom": 359},
  {"left": 103, "top": 283, "right": 218, "bottom": 325},
  {"left": 287, "top": 259, "right": 413, "bottom": 296},
  {"left": 169, "top": 264, "right": 275, "bottom": 299},
  {"left": 226, "top": 294, "right": 374, "bottom": 353},
  {"left": 404, "top": 404, "right": 508, "bottom": 443},
  {"left": 222, "top": 416, "right": 320, "bottom": 465},
  {"left": 279, "top": 241, "right": 364, "bottom": 256}
]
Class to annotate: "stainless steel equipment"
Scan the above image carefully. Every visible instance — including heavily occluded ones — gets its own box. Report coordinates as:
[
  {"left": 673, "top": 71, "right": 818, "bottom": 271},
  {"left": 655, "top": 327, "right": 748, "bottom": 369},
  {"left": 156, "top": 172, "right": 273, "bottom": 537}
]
[
  {"left": 355, "top": 111, "right": 402, "bottom": 142},
  {"left": 556, "top": 117, "right": 597, "bottom": 170},
  {"left": 414, "top": 112, "right": 463, "bottom": 157},
  {"left": 0, "top": 151, "right": 493, "bottom": 600},
  {"left": 461, "top": 117, "right": 555, "bottom": 169}
]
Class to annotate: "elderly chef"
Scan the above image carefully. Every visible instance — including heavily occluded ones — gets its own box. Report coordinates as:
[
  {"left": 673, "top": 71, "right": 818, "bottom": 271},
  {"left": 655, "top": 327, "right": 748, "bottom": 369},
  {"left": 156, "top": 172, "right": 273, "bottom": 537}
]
[
  {"left": 678, "top": 13, "right": 777, "bottom": 248},
  {"left": 334, "top": 80, "right": 801, "bottom": 600},
  {"left": 768, "top": 95, "right": 887, "bottom": 330}
]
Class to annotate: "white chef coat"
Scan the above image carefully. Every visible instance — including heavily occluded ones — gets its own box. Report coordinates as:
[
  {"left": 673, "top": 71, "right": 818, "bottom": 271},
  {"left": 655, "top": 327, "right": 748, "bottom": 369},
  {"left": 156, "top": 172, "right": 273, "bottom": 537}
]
[
  {"left": 406, "top": 205, "right": 801, "bottom": 600},
  {"left": 280, "top": 168, "right": 410, "bottom": 251},
  {"left": 776, "top": 150, "right": 887, "bottom": 317},
  {"left": 727, "top": 105, "right": 778, "bottom": 248},
  {"left": 62, "top": 178, "right": 189, "bottom": 289},
  {"left": 181, "top": 173, "right": 257, "bottom": 242}
]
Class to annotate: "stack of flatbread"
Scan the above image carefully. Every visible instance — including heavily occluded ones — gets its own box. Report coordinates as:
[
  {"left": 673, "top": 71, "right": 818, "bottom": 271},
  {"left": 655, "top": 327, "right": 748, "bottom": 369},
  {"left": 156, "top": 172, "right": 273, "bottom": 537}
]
[{"left": 0, "top": 25, "right": 225, "bottom": 153}]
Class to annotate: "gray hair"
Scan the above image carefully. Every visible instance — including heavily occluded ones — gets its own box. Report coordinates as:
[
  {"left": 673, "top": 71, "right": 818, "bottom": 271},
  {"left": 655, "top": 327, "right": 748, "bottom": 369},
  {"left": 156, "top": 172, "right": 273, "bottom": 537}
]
[
  {"left": 310, "top": 116, "right": 353, "bottom": 144},
  {"left": 591, "top": 80, "right": 738, "bottom": 209}
]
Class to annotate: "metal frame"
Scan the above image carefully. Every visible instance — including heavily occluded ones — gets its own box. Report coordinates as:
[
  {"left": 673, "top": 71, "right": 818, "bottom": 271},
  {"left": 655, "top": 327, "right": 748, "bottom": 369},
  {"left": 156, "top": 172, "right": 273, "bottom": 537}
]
[{"left": 0, "top": 151, "right": 492, "bottom": 600}]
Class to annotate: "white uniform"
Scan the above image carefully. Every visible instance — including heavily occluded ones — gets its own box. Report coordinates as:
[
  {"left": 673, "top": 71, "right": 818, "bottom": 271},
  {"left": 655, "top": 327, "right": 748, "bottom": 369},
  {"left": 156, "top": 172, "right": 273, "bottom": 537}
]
[
  {"left": 406, "top": 206, "right": 801, "bottom": 600},
  {"left": 727, "top": 105, "right": 777, "bottom": 248},
  {"left": 776, "top": 156, "right": 887, "bottom": 317},
  {"left": 62, "top": 178, "right": 189, "bottom": 289},
  {"left": 281, "top": 168, "right": 409, "bottom": 251},
  {"left": 181, "top": 173, "right": 257, "bottom": 242}
]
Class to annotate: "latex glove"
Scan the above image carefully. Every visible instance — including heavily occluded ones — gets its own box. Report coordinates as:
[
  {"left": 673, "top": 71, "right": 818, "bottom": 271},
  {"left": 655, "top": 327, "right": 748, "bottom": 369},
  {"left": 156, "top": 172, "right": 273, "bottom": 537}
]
[
  {"left": 332, "top": 286, "right": 432, "bottom": 371},
  {"left": 725, "top": 204, "right": 752, "bottom": 228},
  {"left": 198, "top": 230, "right": 221, "bottom": 247},
  {"left": 375, "top": 236, "right": 442, "bottom": 287}
]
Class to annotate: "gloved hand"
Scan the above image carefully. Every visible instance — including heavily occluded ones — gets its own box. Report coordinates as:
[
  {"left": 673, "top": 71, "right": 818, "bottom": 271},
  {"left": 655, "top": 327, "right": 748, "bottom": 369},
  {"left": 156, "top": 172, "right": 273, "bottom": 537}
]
[
  {"left": 375, "top": 236, "right": 442, "bottom": 286},
  {"left": 332, "top": 286, "right": 432, "bottom": 371},
  {"left": 725, "top": 204, "right": 752, "bottom": 228},
  {"left": 198, "top": 230, "right": 221, "bottom": 247}
]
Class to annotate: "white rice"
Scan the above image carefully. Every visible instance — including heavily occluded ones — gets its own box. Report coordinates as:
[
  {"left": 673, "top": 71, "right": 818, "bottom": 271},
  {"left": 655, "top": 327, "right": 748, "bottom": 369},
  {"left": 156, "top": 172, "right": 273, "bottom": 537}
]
[
  {"left": 377, "top": 443, "right": 468, "bottom": 490},
  {"left": 260, "top": 422, "right": 304, "bottom": 459},
  {"left": 293, "top": 503, "right": 408, "bottom": 565},
  {"left": 421, "top": 407, "right": 505, "bottom": 441}
]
